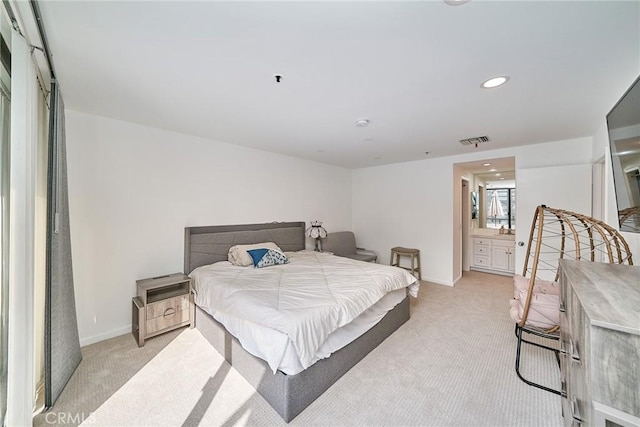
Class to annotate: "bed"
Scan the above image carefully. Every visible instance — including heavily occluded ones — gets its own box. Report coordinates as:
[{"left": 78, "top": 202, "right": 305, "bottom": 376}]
[{"left": 183, "top": 221, "right": 418, "bottom": 422}]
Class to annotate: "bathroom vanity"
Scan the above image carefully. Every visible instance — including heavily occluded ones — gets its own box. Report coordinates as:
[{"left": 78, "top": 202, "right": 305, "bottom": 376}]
[{"left": 469, "top": 230, "right": 516, "bottom": 275}]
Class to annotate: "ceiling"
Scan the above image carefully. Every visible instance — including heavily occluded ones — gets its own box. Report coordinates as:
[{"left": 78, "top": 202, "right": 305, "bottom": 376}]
[{"left": 37, "top": 1, "right": 640, "bottom": 169}]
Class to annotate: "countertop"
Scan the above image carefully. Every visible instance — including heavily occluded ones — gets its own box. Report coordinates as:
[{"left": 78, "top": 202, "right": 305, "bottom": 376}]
[{"left": 470, "top": 229, "right": 516, "bottom": 241}]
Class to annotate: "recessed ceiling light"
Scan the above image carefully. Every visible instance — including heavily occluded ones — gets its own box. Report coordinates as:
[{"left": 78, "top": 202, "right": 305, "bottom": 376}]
[
  {"left": 444, "top": 0, "right": 471, "bottom": 5},
  {"left": 500, "top": 177, "right": 505, "bottom": 180},
  {"left": 483, "top": 163, "right": 491, "bottom": 167},
  {"left": 490, "top": 168, "right": 497, "bottom": 172},
  {"left": 481, "top": 76, "right": 510, "bottom": 89},
  {"left": 355, "top": 118, "right": 370, "bottom": 127},
  {"left": 495, "top": 173, "right": 501, "bottom": 177}
]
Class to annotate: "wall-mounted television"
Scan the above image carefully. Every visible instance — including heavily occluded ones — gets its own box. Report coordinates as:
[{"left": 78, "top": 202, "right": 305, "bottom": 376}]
[{"left": 607, "top": 75, "right": 640, "bottom": 233}]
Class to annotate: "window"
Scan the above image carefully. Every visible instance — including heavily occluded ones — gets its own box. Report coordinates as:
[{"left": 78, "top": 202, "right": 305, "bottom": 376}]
[{"left": 486, "top": 188, "right": 516, "bottom": 230}]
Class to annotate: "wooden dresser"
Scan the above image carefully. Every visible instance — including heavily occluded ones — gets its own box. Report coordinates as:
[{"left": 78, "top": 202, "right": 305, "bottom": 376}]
[{"left": 558, "top": 260, "right": 640, "bottom": 427}]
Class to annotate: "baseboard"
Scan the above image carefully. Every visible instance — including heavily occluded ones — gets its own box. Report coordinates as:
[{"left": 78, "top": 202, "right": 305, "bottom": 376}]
[
  {"left": 79, "top": 325, "right": 131, "bottom": 347},
  {"left": 469, "top": 266, "right": 515, "bottom": 277},
  {"left": 421, "top": 276, "right": 454, "bottom": 287},
  {"left": 452, "top": 273, "right": 463, "bottom": 286}
]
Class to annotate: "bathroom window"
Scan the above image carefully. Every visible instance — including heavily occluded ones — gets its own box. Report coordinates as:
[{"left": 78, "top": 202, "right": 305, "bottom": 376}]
[{"left": 486, "top": 188, "right": 516, "bottom": 230}]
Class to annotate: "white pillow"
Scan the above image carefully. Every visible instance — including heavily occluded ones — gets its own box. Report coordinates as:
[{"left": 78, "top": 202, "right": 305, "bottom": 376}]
[{"left": 228, "top": 242, "right": 282, "bottom": 266}]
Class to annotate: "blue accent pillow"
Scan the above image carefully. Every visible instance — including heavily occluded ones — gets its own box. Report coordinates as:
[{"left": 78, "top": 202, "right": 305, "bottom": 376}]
[{"left": 247, "top": 248, "right": 290, "bottom": 268}]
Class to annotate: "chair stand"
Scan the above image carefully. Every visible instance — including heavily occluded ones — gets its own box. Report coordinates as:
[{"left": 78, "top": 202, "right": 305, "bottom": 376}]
[{"left": 514, "top": 324, "right": 561, "bottom": 396}]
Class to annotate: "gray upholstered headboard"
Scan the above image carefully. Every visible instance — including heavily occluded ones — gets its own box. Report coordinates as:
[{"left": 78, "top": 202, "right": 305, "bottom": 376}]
[{"left": 184, "top": 221, "right": 306, "bottom": 274}]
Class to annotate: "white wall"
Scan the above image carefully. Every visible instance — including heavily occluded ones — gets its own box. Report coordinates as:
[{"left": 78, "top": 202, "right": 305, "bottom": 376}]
[
  {"left": 66, "top": 111, "right": 353, "bottom": 345},
  {"left": 353, "top": 137, "right": 594, "bottom": 286},
  {"left": 66, "top": 108, "right": 640, "bottom": 345},
  {"left": 353, "top": 158, "right": 454, "bottom": 285}
]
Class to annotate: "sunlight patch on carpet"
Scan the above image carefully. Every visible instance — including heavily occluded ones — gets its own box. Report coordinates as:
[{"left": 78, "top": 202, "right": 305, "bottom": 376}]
[{"left": 81, "top": 329, "right": 263, "bottom": 426}]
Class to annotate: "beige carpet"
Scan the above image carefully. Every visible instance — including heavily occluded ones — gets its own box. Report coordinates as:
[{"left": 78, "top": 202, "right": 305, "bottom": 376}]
[{"left": 36, "top": 271, "right": 563, "bottom": 426}]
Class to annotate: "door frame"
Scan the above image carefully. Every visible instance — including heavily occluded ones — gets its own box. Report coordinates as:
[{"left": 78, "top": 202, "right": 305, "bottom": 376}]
[{"left": 461, "top": 178, "right": 470, "bottom": 272}]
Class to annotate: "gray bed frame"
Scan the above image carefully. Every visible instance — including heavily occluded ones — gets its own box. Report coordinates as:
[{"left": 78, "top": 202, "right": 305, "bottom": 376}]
[{"left": 184, "top": 221, "right": 410, "bottom": 422}]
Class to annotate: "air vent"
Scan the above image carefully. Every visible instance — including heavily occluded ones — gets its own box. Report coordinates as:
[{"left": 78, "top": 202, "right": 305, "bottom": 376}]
[{"left": 459, "top": 136, "right": 490, "bottom": 146}]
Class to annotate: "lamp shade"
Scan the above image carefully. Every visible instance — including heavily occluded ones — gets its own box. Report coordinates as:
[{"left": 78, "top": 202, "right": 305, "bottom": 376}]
[{"left": 305, "top": 221, "right": 327, "bottom": 239}]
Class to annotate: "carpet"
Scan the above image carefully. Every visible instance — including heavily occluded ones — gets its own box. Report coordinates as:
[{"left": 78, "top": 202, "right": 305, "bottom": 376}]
[{"left": 41, "top": 271, "right": 564, "bottom": 426}]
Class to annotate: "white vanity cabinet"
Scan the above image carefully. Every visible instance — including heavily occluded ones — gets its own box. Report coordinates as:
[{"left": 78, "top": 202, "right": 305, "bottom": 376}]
[
  {"left": 471, "top": 237, "right": 491, "bottom": 269},
  {"left": 470, "top": 236, "right": 515, "bottom": 275},
  {"left": 490, "top": 240, "right": 515, "bottom": 272}
]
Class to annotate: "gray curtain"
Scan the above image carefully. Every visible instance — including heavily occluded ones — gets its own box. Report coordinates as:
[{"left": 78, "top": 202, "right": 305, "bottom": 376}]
[{"left": 45, "top": 81, "right": 81, "bottom": 408}]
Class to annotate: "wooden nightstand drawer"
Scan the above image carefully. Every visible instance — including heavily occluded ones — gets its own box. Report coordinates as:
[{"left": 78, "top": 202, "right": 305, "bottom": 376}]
[
  {"left": 146, "top": 304, "right": 190, "bottom": 335},
  {"left": 147, "top": 294, "right": 190, "bottom": 320}
]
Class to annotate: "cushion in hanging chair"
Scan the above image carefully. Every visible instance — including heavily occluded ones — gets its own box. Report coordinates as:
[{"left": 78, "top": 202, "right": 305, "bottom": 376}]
[
  {"left": 509, "top": 275, "right": 560, "bottom": 329},
  {"left": 512, "top": 274, "right": 559, "bottom": 298}
]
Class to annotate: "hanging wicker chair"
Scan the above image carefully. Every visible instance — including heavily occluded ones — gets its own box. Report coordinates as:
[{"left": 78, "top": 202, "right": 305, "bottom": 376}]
[
  {"left": 510, "top": 204, "right": 633, "bottom": 395},
  {"left": 619, "top": 205, "right": 640, "bottom": 233}
]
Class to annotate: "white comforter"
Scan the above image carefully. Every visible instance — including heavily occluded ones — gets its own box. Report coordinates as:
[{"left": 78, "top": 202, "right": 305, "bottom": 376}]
[{"left": 190, "top": 250, "right": 419, "bottom": 372}]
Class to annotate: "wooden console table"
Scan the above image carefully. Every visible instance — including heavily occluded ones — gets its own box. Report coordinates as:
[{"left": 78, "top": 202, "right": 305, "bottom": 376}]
[{"left": 559, "top": 260, "right": 639, "bottom": 427}]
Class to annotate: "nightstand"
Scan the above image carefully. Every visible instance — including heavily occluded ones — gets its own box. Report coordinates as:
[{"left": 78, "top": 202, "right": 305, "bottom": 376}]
[{"left": 132, "top": 273, "right": 194, "bottom": 347}]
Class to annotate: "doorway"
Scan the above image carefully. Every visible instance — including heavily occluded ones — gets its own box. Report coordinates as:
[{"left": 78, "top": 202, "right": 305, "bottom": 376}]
[
  {"left": 454, "top": 157, "right": 516, "bottom": 281},
  {"left": 592, "top": 157, "right": 606, "bottom": 262},
  {"left": 592, "top": 157, "right": 605, "bottom": 221}
]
